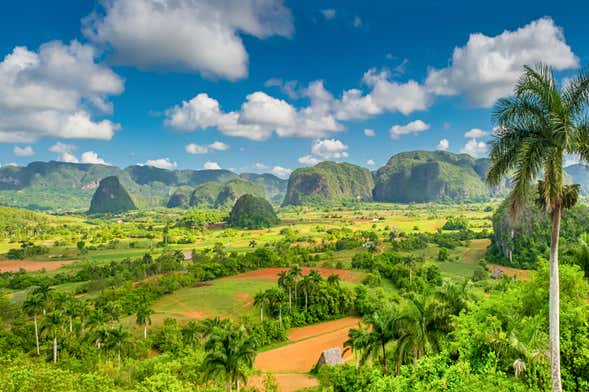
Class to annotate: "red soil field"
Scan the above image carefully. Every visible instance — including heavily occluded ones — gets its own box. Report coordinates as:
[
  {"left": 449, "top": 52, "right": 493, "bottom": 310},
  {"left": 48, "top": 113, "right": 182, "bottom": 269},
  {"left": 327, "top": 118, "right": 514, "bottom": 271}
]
[
  {"left": 227, "top": 267, "right": 363, "bottom": 283},
  {"left": 254, "top": 316, "right": 360, "bottom": 373},
  {"left": 0, "top": 259, "right": 77, "bottom": 273},
  {"left": 489, "top": 264, "right": 532, "bottom": 280},
  {"left": 248, "top": 373, "right": 319, "bottom": 392}
]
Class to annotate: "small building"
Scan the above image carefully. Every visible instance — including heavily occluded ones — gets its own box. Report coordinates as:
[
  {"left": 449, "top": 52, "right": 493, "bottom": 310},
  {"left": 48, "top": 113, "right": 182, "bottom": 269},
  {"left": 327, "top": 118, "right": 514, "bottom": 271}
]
[
  {"left": 491, "top": 267, "right": 503, "bottom": 280},
  {"left": 316, "top": 347, "right": 345, "bottom": 369}
]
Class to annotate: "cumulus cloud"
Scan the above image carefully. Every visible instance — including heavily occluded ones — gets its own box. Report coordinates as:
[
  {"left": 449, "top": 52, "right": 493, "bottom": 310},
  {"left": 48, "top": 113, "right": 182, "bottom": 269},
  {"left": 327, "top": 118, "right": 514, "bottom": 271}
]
[
  {"left": 49, "top": 142, "right": 77, "bottom": 154},
  {"left": 13, "top": 145, "right": 35, "bottom": 157},
  {"left": 364, "top": 128, "right": 375, "bottom": 137},
  {"left": 366, "top": 159, "right": 375, "bottom": 166},
  {"left": 83, "top": 0, "right": 293, "bottom": 80},
  {"left": 298, "top": 154, "right": 320, "bottom": 166},
  {"left": 311, "top": 139, "right": 349, "bottom": 159},
  {"left": 254, "top": 162, "right": 269, "bottom": 170},
  {"left": 321, "top": 9, "right": 336, "bottom": 20},
  {"left": 461, "top": 139, "right": 488, "bottom": 158},
  {"left": 0, "top": 41, "right": 123, "bottom": 143},
  {"left": 80, "top": 151, "right": 108, "bottom": 165},
  {"left": 390, "top": 120, "right": 430, "bottom": 139},
  {"left": 334, "top": 68, "right": 430, "bottom": 120},
  {"left": 271, "top": 166, "right": 292, "bottom": 178},
  {"left": 464, "top": 128, "right": 488, "bottom": 138},
  {"left": 185, "top": 140, "right": 229, "bottom": 154},
  {"left": 143, "top": 158, "right": 177, "bottom": 170},
  {"left": 203, "top": 161, "right": 221, "bottom": 170},
  {"left": 60, "top": 152, "right": 79, "bottom": 163},
  {"left": 165, "top": 81, "right": 341, "bottom": 140},
  {"left": 426, "top": 17, "right": 578, "bottom": 107},
  {"left": 436, "top": 138, "right": 450, "bottom": 151}
]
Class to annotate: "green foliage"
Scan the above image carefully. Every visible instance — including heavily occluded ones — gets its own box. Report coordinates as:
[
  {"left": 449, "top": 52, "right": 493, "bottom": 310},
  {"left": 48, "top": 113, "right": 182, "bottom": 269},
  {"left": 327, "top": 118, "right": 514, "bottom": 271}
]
[
  {"left": 189, "top": 179, "right": 265, "bottom": 209},
  {"left": 373, "top": 150, "right": 495, "bottom": 203},
  {"left": 227, "top": 194, "right": 280, "bottom": 229},
  {"left": 283, "top": 161, "right": 374, "bottom": 206},
  {"left": 88, "top": 176, "right": 137, "bottom": 214}
]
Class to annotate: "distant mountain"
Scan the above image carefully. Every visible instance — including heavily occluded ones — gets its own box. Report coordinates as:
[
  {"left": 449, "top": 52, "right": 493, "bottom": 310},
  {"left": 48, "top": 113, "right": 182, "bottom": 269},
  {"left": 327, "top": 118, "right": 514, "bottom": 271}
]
[
  {"left": 188, "top": 179, "right": 265, "bottom": 209},
  {"left": 88, "top": 176, "right": 137, "bottom": 214},
  {"left": 238, "top": 173, "right": 287, "bottom": 204},
  {"left": 283, "top": 161, "right": 374, "bottom": 206},
  {"left": 565, "top": 164, "right": 589, "bottom": 194},
  {"left": 166, "top": 186, "right": 193, "bottom": 208},
  {"left": 0, "top": 161, "right": 262, "bottom": 211},
  {"left": 373, "top": 151, "right": 492, "bottom": 202}
]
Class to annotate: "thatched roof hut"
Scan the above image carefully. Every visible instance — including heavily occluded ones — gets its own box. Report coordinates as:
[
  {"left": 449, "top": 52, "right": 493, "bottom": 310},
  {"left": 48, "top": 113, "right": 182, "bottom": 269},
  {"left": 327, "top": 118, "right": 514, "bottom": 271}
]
[{"left": 316, "top": 347, "right": 345, "bottom": 368}]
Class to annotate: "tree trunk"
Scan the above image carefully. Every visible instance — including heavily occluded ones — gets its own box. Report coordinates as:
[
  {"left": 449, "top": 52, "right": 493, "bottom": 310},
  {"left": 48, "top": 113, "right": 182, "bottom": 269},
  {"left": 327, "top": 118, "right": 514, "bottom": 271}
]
[
  {"left": 279, "top": 307, "right": 283, "bottom": 327},
  {"left": 34, "top": 313, "right": 40, "bottom": 356},
  {"left": 288, "top": 288, "right": 292, "bottom": 311},
  {"left": 144, "top": 323, "right": 147, "bottom": 340},
  {"left": 53, "top": 335, "right": 57, "bottom": 363},
  {"left": 382, "top": 341, "right": 388, "bottom": 375},
  {"left": 237, "top": 379, "right": 240, "bottom": 392},
  {"left": 69, "top": 318, "right": 73, "bottom": 333},
  {"left": 260, "top": 307, "right": 264, "bottom": 322},
  {"left": 549, "top": 207, "right": 562, "bottom": 392},
  {"left": 304, "top": 290, "right": 308, "bottom": 312}
]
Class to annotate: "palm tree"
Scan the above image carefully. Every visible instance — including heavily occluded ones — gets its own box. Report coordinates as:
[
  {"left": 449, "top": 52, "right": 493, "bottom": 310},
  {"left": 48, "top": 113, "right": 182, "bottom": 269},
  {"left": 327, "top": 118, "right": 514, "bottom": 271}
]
[
  {"left": 363, "top": 311, "right": 397, "bottom": 375},
  {"left": 42, "top": 311, "right": 63, "bottom": 363},
  {"left": 486, "top": 63, "right": 589, "bottom": 392},
  {"left": 393, "top": 294, "right": 447, "bottom": 373},
  {"left": 265, "top": 288, "right": 286, "bottom": 326},
  {"left": 278, "top": 271, "right": 294, "bottom": 312},
  {"left": 23, "top": 292, "right": 44, "bottom": 355},
  {"left": 327, "top": 274, "right": 341, "bottom": 286},
  {"left": 204, "top": 325, "right": 257, "bottom": 392},
  {"left": 289, "top": 265, "right": 302, "bottom": 305},
  {"left": 344, "top": 323, "right": 371, "bottom": 370},
  {"left": 253, "top": 291, "right": 269, "bottom": 322},
  {"left": 136, "top": 305, "right": 153, "bottom": 339}
]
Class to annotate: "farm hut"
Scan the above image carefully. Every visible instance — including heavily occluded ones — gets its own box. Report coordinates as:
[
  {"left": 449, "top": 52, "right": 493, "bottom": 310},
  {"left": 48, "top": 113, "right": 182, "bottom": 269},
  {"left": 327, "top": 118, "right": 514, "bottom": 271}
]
[{"left": 316, "top": 347, "right": 345, "bottom": 368}]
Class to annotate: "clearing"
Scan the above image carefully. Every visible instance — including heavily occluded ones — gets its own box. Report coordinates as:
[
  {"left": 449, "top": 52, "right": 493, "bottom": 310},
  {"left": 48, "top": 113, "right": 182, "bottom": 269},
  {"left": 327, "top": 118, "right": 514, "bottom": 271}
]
[{"left": 0, "top": 259, "right": 77, "bottom": 273}]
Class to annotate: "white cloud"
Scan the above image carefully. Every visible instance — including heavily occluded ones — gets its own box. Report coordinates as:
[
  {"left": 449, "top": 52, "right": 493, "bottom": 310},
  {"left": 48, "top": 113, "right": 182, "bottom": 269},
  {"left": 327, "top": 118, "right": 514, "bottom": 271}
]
[
  {"left": 203, "top": 161, "right": 221, "bottom": 170},
  {"left": 390, "top": 120, "right": 430, "bottom": 139},
  {"left": 264, "top": 78, "right": 302, "bottom": 99},
  {"left": 464, "top": 128, "right": 488, "bottom": 138},
  {"left": 364, "top": 128, "right": 375, "bottom": 137},
  {"left": 49, "top": 142, "right": 76, "bottom": 154},
  {"left": 254, "top": 162, "right": 268, "bottom": 170},
  {"left": 298, "top": 154, "right": 320, "bottom": 166},
  {"left": 60, "top": 152, "right": 79, "bottom": 163},
  {"left": 83, "top": 0, "right": 293, "bottom": 80},
  {"left": 271, "top": 166, "right": 292, "bottom": 178},
  {"left": 436, "top": 138, "right": 450, "bottom": 151},
  {"left": 334, "top": 68, "right": 430, "bottom": 120},
  {"left": 13, "top": 145, "right": 35, "bottom": 157},
  {"left": 461, "top": 139, "right": 488, "bottom": 158},
  {"left": 185, "top": 140, "right": 229, "bottom": 154},
  {"left": 426, "top": 17, "right": 578, "bottom": 107},
  {"left": 143, "top": 158, "right": 177, "bottom": 170},
  {"left": 165, "top": 81, "right": 341, "bottom": 140},
  {"left": 353, "top": 16, "right": 362, "bottom": 28},
  {"left": 80, "top": 151, "right": 108, "bottom": 165},
  {"left": 311, "top": 138, "right": 349, "bottom": 159},
  {"left": 0, "top": 40, "right": 123, "bottom": 143},
  {"left": 321, "top": 9, "right": 336, "bottom": 20},
  {"left": 366, "top": 159, "right": 375, "bottom": 166}
]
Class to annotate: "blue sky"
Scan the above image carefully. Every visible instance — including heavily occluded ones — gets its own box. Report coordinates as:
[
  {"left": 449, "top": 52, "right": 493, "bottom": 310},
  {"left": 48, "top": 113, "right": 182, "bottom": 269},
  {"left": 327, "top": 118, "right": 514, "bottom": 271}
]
[{"left": 0, "top": 0, "right": 587, "bottom": 177}]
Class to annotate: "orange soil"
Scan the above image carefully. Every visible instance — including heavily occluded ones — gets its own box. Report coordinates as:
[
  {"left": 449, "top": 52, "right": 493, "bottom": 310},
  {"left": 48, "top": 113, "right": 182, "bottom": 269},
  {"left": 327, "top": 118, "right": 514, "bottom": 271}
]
[
  {"left": 489, "top": 264, "right": 532, "bottom": 280},
  {"left": 255, "top": 316, "right": 360, "bottom": 373},
  {"left": 0, "top": 259, "right": 77, "bottom": 273},
  {"left": 226, "top": 267, "right": 362, "bottom": 283},
  {"left": 287, "top": 316, "right": 361, "bottom": 341},
  {"left": 248, "top": 373, "right": 319, "bottom": 392},
  {"left": 184, "top": 311, "right": 206, "bottom": 319}
]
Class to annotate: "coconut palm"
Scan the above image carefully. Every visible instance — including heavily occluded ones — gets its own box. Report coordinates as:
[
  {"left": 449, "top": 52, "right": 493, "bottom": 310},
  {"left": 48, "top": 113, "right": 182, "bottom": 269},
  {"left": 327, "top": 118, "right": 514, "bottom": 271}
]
[
  {"left": 393, "top": 294, "right": 447, "bottom": 373},
  {"left": 344, "top": 323, "right": 372, "bottom": 370},
  {"left": 105, "top": 325, "right": 130, "bottom": 368},
  {"left": 264, "top": 288, "right": 286, "bottom": 326},
  {"left": 204, "top": 325, "right": 257, "bottom": 392},
  {"left": 288, "top": 265, "right": 302, "bottom": 304},
  {"left": 362, "top": 311, "right": 397, "bottom": 375},
  {"left": 277, "top": 271, "right": 294, "bottom": 312},
  {"left": 253, "top": 291, "right": 269, "bottom": 322},
  {"left": 23, "top": 292, "right": 44, "bottom": 355},
  {"left": 486, "top": 63, "right": 589, "bottom": 392},
  {"left": 136, "top": 305, "right": 153, "bottom": 339},
  {"left": 327, "top": 273, "right": 341, "bottom": 286},
  {"left": 42, "top": 311, "right": 63, "bottom": 363}
]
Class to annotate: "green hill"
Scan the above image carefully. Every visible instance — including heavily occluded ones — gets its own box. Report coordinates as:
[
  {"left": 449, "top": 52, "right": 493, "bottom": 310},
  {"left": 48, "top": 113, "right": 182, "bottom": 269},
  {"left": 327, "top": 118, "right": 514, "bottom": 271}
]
[
  {"left": 282, "top": 161, "right": 374, "bottom": 206},
  {"left": 166, "top": 186, "right": 193, "bottom": 208},
  {"left": 373, "top": 151, "right": 491, "bottom": 202},
  {"left": 188, "top": 179, "right": 265, "bottom": 209},
  {"left": 239, "top": 173, "right": 287, "bottom": 204},
  {"left": 227, "top": 194, "right": 280, "bottom": 229},
  {"left": 88, "top": 176, "right": 137, "bottom": 214}
]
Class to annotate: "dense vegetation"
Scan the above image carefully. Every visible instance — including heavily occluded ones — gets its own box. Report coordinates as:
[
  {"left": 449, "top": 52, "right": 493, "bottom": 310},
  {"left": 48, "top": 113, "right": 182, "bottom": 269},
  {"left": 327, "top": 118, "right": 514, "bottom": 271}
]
[
  {"left": 188, "top": 179, "right": 266, "bottom": 209},
  {"left": 283, "top": 161, "right": 375, "bottom": 206},
  {"left": 88, "top": 176, "right": 137, "bottom": 214},
  {"left": 227, "top": 194, "right": 280, "bottom": 229}
]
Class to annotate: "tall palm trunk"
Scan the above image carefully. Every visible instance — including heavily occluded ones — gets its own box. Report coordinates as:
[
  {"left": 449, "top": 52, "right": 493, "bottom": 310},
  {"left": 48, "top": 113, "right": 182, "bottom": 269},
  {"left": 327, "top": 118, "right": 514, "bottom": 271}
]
[
  {"left": 144, "top": 323, "right": 147, "bottom": 340},
  {"left": 53, "top": 335, "right": 57, "bottom": 363},
  {"left": 549, "top": 206, "right": 562, "bottom": 392},
  {"left": 288, "top": 287, "right": 292, "bottom": 311},
  {"left": 33, "top": 313, "right": 40, "bottom": 355},
  {"left": 381, "top": 340, "right": 388, "bottom": 375}
]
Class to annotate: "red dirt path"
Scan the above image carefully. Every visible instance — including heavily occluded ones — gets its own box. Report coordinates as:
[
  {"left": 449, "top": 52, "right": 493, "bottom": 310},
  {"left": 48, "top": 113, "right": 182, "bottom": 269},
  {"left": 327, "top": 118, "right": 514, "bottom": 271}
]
[
  {"left": 0, "top": 259, "right": 77, "bottom": 273},
  {"left": 226, "top": 267, "right": 362, "bottom": 283}
]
